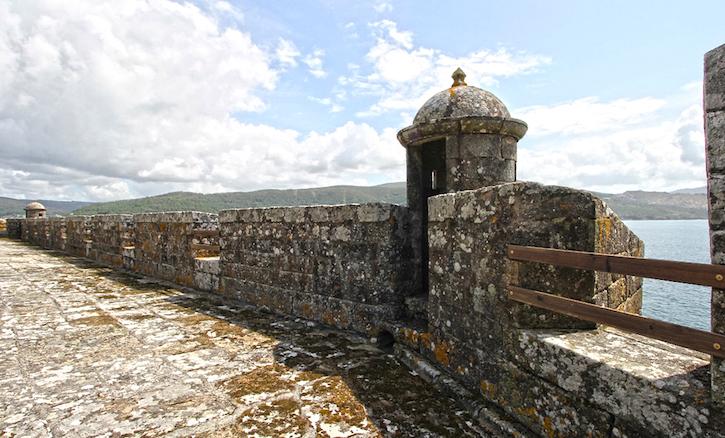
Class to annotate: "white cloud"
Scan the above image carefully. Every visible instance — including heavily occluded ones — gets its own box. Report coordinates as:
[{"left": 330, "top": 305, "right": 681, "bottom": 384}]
[
  {"left": 516, "top": 97, "right": 666, "bottom": 136},
  {"left": 344, "top": 22, "right": 359, "bottom": 39},
  {"left": 303, "top": 48, "right": 327, "bottom": 78},
  {"left": 343, "top": 20, "right": 551, "bottom": 118},
  {"left": 0, "top": 1, "right": 404, "bottom": 201},
  {"left": 275, "top": 38, "right": 300, "bottom": 68},
  {"left": 309, "top": 96, "right": 345, "bottom": 113},
  {"left": 373, "top": 1, "right": 393, "bottom": 13},
  {"left": 517, "top": 99, "right": 705, "bottom": 193}
]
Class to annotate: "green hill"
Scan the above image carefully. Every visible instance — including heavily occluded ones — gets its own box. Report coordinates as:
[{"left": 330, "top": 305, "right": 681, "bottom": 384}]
[
  {"left": 593, "top": 190, "right": 707, "bottom": 220},
  {"left": 3, "top": 182, "right": 706, "bottom": 220},
  {"left": 0, "top": 197, "right": 94, "bottom": 218},
  {"left": 71, "top": 182, "right": 407, "bottom": 215}
]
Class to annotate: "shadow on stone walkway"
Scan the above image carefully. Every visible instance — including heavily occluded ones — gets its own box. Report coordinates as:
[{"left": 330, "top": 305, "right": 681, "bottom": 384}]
[{"left": 0, "top": 240, "right": 488, "bottom": 437}]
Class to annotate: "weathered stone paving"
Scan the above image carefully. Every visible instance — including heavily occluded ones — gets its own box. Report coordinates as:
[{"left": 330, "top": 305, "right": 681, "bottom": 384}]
[{"left": 0, "top": 240, "right": 484, "bottom": 437}]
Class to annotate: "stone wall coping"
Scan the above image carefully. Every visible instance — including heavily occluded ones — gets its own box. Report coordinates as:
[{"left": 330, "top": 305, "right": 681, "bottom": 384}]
[
  {"left": 515, "top": 328, "right": 715, "bottom": 434},
  {"left": 218, "top": 202, "right": 405, "bottom": 223},
  {"left": 66, "top": 215, "right": 92, "bottom": 221},
  {"left": 397, "top": 116, "right": 528, "bottom": 146},
  {"left": 133, "top": 211, "right": 219, "bottom": 223},
  {"left": 427, "top": 181, "right": 602, "bottom": 222},
  {"left": 90, "top": 214, "right": 134, "bottom": 222}
]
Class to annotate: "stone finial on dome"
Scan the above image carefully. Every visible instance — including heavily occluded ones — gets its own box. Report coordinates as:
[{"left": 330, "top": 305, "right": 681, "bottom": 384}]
[{"left": 451, "top": 68, "right": 467, "bottom": 87}]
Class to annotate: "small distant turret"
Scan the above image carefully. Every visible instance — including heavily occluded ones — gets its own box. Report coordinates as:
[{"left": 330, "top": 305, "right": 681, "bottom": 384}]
[{"left": 24, "top": 202, "right": 46, "bottom": 218}]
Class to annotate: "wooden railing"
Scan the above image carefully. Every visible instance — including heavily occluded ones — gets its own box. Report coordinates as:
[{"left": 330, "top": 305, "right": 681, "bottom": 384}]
[{"left": 507, "top": 245, "right": 725, "bottom": 358}]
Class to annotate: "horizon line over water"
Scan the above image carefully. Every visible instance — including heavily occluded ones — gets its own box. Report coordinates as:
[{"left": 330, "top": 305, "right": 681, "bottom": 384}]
[{"left": 624, "top": 219, "right": 711, "bottom": 331}]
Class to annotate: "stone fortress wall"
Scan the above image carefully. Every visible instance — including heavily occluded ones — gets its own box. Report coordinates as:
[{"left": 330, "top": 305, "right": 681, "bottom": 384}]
[{"left": 5, "top": 46, "right": 725, "bottom": 437}]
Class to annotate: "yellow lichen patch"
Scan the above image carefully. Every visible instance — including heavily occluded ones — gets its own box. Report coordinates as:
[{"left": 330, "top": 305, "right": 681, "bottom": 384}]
[
  {"left": 516, "top": 406, "right": 556, "bottom": 438},
  {"left": 122, "top": 314, "right": 155, "bottom": 321},
  {"left": 401, "top": 327, "right": 421, "bottom": 348},
  {"left": 480, "top": 380, "right": 496, "bottom": 399},
  {"left": 119, "top": 288, "right": 154, "bottom": 296},
  {"left": 175, "top": 273, "right": 194, "bottom": 287},
  {"left": 220, "top": 364, "right": 296, "bottom": 401},
  {"left": 304, "top": 375, "right": 375, "bottom": 435},
  {"left": 419, "top": 331, "right": 432, "bottom": 348},
  {"left": 235, "top": 397, "right": 310, "bottom": 437},
  {"left": 300, "top": 303, "right": 313, "bottom": 319},
  {"left": 236, "top": 331, "right": 277, "bottom": 349},
  {"left": 596, "top": 217, "right": 612, "bottom": 243},
  {"left": 558, "top": 202, "right": 576, "bottom": 211},
  {"left": 322, "top": 310, "right": 349, "bottom": 329},
  {"left": 69, "top": 314, "right": 119, "bottom": 327},
  {"left": 209, "top": 320, "right": 247, "bottom": 339},
  {"left": 433, "top": 340, "right": 451, "bottom": 366},
  {"left": 542, "top": 416, "right": 555, "bottom": 438},
  {"left": 156, "top": 334, "right": 216, "bottom": 355}
]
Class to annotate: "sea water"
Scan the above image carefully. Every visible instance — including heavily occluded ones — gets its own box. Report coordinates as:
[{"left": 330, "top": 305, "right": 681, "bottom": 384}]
[{"left": 624, "top": 220, "right": 711, "bottom": 330}]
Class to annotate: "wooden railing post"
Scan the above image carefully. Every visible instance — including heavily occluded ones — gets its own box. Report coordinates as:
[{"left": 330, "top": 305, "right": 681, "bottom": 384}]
[{"left": 507, "top": 245, "right": 725, "bottom": 358}]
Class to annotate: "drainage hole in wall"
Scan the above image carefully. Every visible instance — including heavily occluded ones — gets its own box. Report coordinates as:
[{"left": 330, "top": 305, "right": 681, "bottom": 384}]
[{"left": 376, "top": 330, "right": 395, "bottom": 353}]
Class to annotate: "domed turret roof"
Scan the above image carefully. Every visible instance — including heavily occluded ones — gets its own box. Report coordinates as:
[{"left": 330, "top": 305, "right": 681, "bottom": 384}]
[
  {"left": 24, "top": 202, "right": 46, "bottom": 211},
  {"left": 412, "top": 68, "right": 510, "bottom": 125}
]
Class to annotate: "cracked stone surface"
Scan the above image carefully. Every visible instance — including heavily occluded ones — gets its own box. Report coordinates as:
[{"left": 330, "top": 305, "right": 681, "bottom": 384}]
[{"left": 0, "top": 239, "right": 485, "bottom": 437}]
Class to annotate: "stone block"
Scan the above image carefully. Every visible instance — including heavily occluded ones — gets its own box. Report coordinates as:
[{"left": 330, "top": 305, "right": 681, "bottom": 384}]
[
  {"left": 218, "top": 209, "right": 238, "bottom": 223},
  {"left": 513, "top": 329, "right": 717, "bottom": 437},
  {"left": 357, "top": 203, "right": 392, "bottom": 222},
  {"left": 707, "top": 111, "right": 725, "bottom": 173},
  {"left": 307, "top": 206, "right": 330, "bottom": 222},
  {"left": 460, "top": 134, "right": 502, "bottom": 159},
  {"left": 705, "top": 43, "right": 725, "bottom": 112}
]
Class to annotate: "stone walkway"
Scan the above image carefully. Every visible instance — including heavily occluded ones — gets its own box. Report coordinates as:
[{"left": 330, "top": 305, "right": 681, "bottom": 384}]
[{"left": 0, "top": 239, "right": 486, "bottom": 437}]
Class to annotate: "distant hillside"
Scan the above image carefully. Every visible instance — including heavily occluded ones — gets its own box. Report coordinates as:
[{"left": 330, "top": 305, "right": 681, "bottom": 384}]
[
  {"left": 594, "top": 190, "right": 707, "bottom": 220},
  {"left": 0, "top": 197, "right": 94, "bottom": 218},
  {"left": 4, "top": 183, "right": 703, "bottom": 220},
  {"left": 72, "top": 182, "right": 407, "bottom": 215},
  {"left": 670, "top": 186, "right": 707, "bottom": 195}
]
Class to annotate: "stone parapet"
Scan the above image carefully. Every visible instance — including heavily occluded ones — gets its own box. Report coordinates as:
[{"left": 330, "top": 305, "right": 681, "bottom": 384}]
[
  {"left": 48, "top": 217, "right": 66, "bottom": 251},
  {"left": 512, "top": 328, "right": 719, "bottom": 437},
  {"left": 23, "top": 218, "right": 48, "bottom": 247},
  {"left": 65, "top": 216, "right": 92, "bottom": 257},
  {"left": 219, "top": 203, "right": 414, "bottom": 334},
  {"left": 89, "top": 214, "right": 135, "bottom": 268},
  {"left": 6, "top": 219, "right": 22, "bottom": 239},
  {"left": 408, "top": 181, "right": 657, "bottom": 436},
  {"left": 132, "top": 211, "right": 218, "bottom": 287}
]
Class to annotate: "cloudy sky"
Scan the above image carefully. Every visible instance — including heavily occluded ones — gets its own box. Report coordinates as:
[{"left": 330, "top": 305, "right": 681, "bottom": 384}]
[{"left": 0, "top": 0, "right": 723, "bottom": 201}]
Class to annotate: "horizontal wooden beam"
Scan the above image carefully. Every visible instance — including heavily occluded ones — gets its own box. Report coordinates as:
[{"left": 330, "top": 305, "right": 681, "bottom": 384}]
[
  {"left": 190, "top": 229, "right": 220, "bottom": 238},
  {"left": 190, "top": 243, "right": 220, "bottom": 253},
  {"left": 507, "top": 245, "right": 725, "bottom": 288},
  {"left": 509, "top": 286, "right": 725, "bottom": 358}
]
